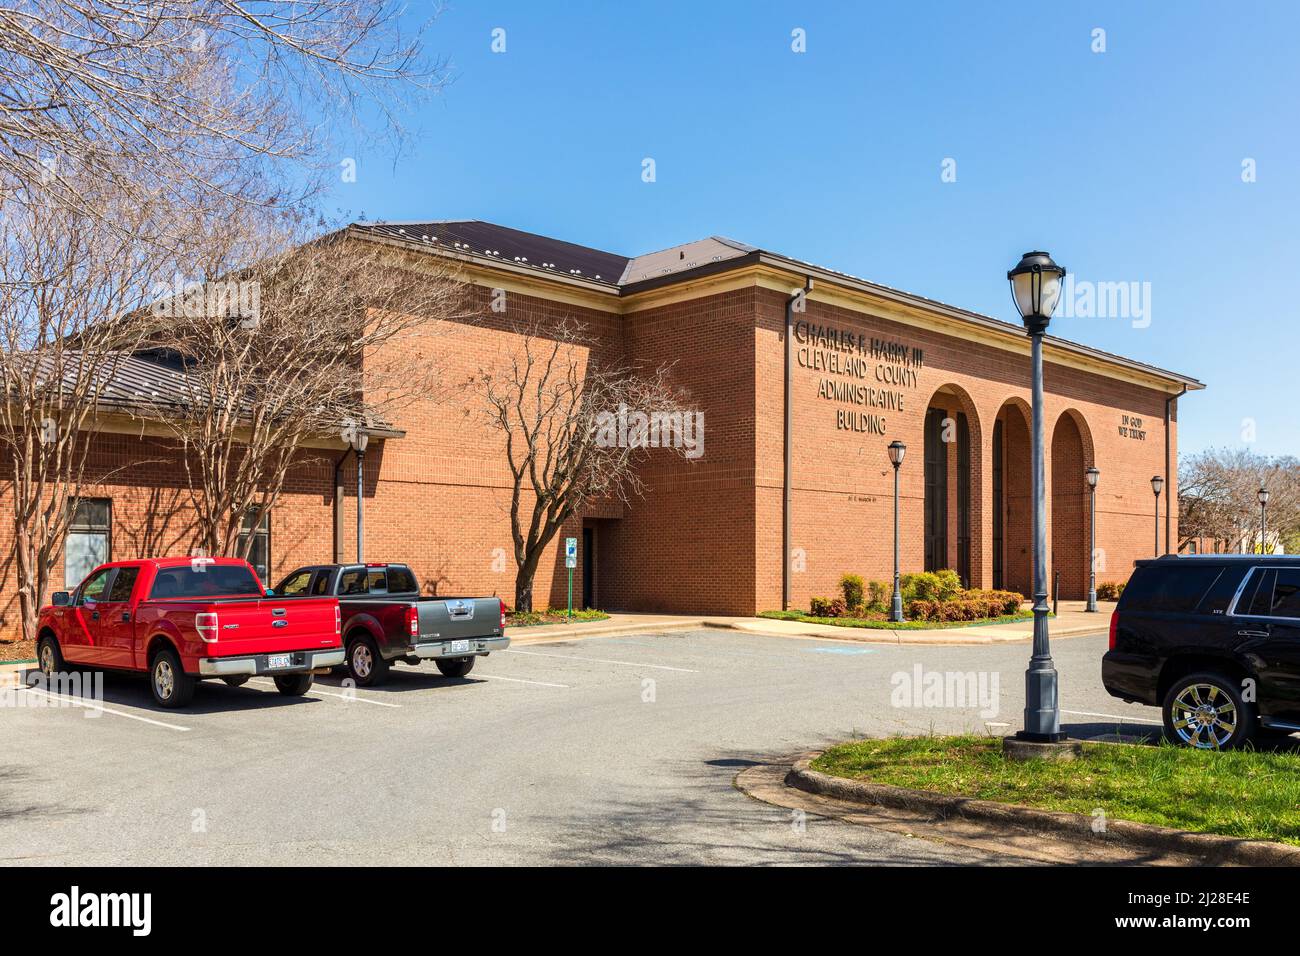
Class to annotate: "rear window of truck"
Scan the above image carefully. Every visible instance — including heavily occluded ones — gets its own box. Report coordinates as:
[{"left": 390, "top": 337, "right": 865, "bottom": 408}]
[
  {"left": 149, "top": 565, "right": 263, "bottom": 599},
  {"left": 1118, "top": 564, "right": 1225, "bottom": 614}
]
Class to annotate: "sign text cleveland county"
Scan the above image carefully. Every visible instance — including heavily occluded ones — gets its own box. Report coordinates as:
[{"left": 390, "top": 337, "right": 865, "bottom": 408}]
[{"left": 794, "top": 320, "right": 923, "bottom": 435}]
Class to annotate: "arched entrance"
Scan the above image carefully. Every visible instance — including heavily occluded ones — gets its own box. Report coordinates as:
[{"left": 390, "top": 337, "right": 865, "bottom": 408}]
[
  {"left": 923, "top": 386, "right": 981, "bottom": 586},
  {"left": 1051, "top": 410, "right": 1096, "bottom": 600},
  {"left": 992, "top": 399, "right": 1033, "bottom": 597}
]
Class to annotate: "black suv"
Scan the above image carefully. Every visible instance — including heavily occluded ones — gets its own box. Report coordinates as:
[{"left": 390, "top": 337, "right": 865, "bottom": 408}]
[{"left": 1103, "top": 555, "right": 1300, "bottom": 750}]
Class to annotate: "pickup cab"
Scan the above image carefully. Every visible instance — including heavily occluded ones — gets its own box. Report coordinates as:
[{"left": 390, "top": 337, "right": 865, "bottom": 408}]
[
  {"left": 36, "top": 557, "right": 344, "bottom": 708},
  {"left": 272, "top": 563, "right": 507, "bottom": 686}
]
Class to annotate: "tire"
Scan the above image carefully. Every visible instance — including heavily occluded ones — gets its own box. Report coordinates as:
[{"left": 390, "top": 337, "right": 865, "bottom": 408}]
[
  {"left": 36, "top": 633, "right": 64, "bottom": 678},
  {"left": 150, "top": 646, "right": 196, "bottom": 708},
  {"left": 273, "top": 673, "right": 313, "bottom": 696},
  {"left": 221, "top": 676, "right": 250, "bottom": 688},
  {"left": 1162, "top": 671, "right": 1255, "bottom": 750},
  {"left": 436, "top": 656, "right": 475, "bottom": 678},
  {"left": 346, "top": 636, "right": 389, "bottom": 687}
]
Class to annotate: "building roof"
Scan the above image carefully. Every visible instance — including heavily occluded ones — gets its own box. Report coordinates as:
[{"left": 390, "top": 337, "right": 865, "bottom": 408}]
[{"left": 354, "top": 219, "right": 1204, "bottom": 392}]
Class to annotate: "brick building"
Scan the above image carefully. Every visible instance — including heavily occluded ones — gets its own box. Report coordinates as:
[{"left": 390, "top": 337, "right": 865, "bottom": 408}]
[{"left": 2, "top": 220, "right": 1203, "bottom": 633}]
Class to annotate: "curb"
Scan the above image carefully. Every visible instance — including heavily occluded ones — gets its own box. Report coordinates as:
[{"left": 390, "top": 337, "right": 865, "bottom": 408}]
[
  {"left": 786, "top": 754, "right": 1300, "bottom": 866},
  {"left": 507, "top": 618, "right": 705, "bottom": 644}
]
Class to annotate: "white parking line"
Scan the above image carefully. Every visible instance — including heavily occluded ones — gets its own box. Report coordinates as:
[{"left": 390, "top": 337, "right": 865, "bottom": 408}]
[
  {"left": 246, "top": 678, "right": 400, "bottom": 708},
  {"left": 503, "top": 648, "right": 698, "bottom": 673},
  {"left": 16, "top": 685, "right": 191, "bottom": 731},
  {"left": 1062, "top": 708, "right": 1161, "bottom": 726},
  {"left": 479, "top": 674, "right": 569, "bottom": 689}
]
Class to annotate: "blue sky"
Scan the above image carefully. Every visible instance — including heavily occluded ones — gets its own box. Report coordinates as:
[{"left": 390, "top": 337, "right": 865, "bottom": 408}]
[{"left": 324, "top": 1, "right": 1300, "bottom": 458}]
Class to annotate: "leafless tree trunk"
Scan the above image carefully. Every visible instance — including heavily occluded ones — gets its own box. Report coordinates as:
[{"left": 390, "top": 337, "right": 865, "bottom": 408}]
[{"left": 478, "top": 318, "right": 699, "bottom": 612}]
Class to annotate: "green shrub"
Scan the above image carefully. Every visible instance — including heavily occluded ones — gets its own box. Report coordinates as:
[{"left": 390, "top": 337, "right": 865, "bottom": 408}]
[
  {"left": 1096, "top": 581, "right": 1126, "bottom": 601},
  {"left": 934, "top": 569, "right": 962, "bottom": 600},
  {"left": 839, "top": 573, "right": 865, "bottom": 609},
  {"left": 866, "top": 579, "right": 890, "bottom": 610},
  {"left": 809, "top": 596, "right": 832, "bottom": 616}
]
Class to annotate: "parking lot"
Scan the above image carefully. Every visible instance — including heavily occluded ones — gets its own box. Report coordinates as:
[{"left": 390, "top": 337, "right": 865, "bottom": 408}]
[{"left": 0, "top": 626, "right": 1158, "bottom": 865}]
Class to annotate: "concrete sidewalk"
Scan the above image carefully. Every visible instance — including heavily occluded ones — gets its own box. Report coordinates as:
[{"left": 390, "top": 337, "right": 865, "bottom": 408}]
[{"left": 505, "top": 600, "right": 1112, "bottom": 646}]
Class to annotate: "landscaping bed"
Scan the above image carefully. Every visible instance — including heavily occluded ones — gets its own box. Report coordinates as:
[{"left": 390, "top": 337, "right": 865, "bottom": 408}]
[
  {"left": 0, "top": 638, "right": 34, "bottom": 663},
  {"left": 505, "top": 608, "right": 610, "bottom": 627},
  {"left": 812, "top": 735, "right": 1300, "bottom": 845},
  {"left": 758, "top": 609, "right": 1033, "bottom": 630}
]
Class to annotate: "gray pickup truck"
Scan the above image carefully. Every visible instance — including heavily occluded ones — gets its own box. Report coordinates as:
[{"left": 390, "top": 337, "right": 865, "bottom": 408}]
[{"left": 271, "top": 563, "right": 507, "bottom": 686}]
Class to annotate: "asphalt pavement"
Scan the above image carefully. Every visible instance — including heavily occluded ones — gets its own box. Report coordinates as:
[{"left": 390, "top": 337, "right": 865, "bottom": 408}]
[{"left": 0, "top": 626, "right": 1155, "bottom": 865}]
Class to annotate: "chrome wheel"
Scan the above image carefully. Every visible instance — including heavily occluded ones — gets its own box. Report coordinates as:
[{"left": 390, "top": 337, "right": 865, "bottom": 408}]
[
  {"left": 351, "top": 643, "right": 373, "bottom": 679},
  {"left": 39, "top": 642, "right": 54, "bottom": 675},
  {"left": 1170, "top": 682, "right": 1237, "bottom": 749},
  {"left": 154, "top": 658, "right": 175, "bottom": 701}
]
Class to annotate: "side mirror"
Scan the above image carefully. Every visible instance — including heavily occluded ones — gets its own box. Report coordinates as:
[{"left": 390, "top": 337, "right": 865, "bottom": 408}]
[{"left": 51, "top": 591, "right": 71, "bottom": 607}]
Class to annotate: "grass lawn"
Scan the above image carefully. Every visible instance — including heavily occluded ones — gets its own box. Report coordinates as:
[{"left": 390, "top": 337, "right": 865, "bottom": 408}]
[
  {"left": 506, "top": 608, "right": 610, "bottom": 627},
  {"left": 758, "top": 609, "right": 1035, "bottom": 630},
  {"left": 812, "top": 735, "right": 1300, "bottom": 845}
]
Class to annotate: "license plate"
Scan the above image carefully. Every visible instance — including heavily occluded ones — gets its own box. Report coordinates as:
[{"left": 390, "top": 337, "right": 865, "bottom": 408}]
[
  {"left": 447, "top": 640, "right": 470, "bottom": 654},
  {"left": 267, "top": 653, "right": 293, "bottom": 669}
]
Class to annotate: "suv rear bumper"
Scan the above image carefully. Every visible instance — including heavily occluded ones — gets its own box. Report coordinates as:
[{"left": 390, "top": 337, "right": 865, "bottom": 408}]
[
  {"left": 198, "top": 648, "right": 344, "bottom": 677},
  {"left": 409, "top": 635, "right": 509, "bottom": 660}
]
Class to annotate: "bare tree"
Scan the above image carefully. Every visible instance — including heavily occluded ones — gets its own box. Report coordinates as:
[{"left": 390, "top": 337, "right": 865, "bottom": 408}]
[
  {"left": 0, "top": 1, "right": 446, "bottom": 221},
  {"left": 478, "top": 318, "right": 699, "bottom": 612},
  {"left": 142, "top": 224, "right": 466, "bottom": 562},
  {"left": 0, "top": 178, "right": 166, "bottom": 641},
  {"left": 1180, "top": 447, "right": 1300, "bottom": 553}
]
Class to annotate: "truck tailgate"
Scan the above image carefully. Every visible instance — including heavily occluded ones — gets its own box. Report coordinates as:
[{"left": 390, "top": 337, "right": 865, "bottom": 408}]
[
  {"left": 158, "top": 598, "right": 339, "bottom": 656},
  {"left": 414, "top": 597, "right": 503, "bottom": 642}
]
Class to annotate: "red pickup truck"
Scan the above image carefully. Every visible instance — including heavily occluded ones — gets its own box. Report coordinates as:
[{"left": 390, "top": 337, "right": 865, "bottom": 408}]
[{"left": 35, "top": 557, "right": 344, "bottom": 708}]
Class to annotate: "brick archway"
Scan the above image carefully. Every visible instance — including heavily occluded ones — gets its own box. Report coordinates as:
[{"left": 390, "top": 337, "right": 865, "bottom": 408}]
[
  {"left": 992, "top": 398, "right": 1033, "bottom": 597},
  {"left": 1051, "top": 409, "right": 1096, "bottom": 600},
  {"left": 922, "top": 384, "right": 983, "bottom": 588}
]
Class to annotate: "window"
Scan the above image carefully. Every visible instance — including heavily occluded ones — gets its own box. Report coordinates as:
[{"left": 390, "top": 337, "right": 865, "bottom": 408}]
[
  {"left": 106, "top": 566, "right": 140, "bottom": 603},
  {"left": 1244, "top": 569, "right": 1275, "bottom": 617},
  {"left": 387, "top": 566, "right": 418, "bottom": 594},
  {"left": 311, "top": 572, "right": 330, "bottom": 596},
  {"left": 366, "top": 568, "right": 388, "bottom": 593},
  {"left": 149, "top": 565, "right": 263, "bottom": 599},
  {"left": 277, "top": 570, "right": 313, "bottom": 596},
  {"left": 1271, "top": 570, "right": 1300, "bottom": 618},
  {"left": 65, "top": 499, "right": 111, "bottom": 590},
  {"left": 238, "top": 509, "right": 271, "bottom": 584},
  {"left": 77, "top": 567, "right": 113, "bottom": 606},
  {"left": 1195, "top": 566, "right": 1249, "bottom": 615},
  {"left": 1120, "top": 565, "right": 1224, "bottom": 613}
]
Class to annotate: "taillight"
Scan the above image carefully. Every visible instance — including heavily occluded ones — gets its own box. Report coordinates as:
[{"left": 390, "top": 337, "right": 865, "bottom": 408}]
[
  {"left": 406, "top": 605, "right": 419, "bottom": 639},
  {"left": 499, "top": 598, "right": 506, "bottom": 629},
  {"left": 334, "top": 604, "right": 341, "bottom": 637},
  {"left": 196, "top": 612, "right": 219, "bottom": 643},
  {"left": 1108, "top": 609, "right": 1119, "bottom": 651}
]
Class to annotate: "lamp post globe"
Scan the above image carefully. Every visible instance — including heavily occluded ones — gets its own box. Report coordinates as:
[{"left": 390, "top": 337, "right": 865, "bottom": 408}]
[
  {"left": 1007, "top": 250, "right": 1067, "bottom": 745},
  {"left": 1085, "top": 467, "right": 1100, "bottom": 612},
  {"left": 888, "top": 440, "right": 906, "bottom": 623}
]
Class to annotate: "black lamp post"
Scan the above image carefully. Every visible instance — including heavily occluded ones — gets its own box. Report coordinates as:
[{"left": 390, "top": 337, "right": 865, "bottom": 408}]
[
  {"left": 887, "top": 440, "right": 907, "bottom": 622},
  {"left": 1259, "top": 486, "right": 1270, "bottom": 554},
  {"left": 1151, "top": 475, "right": 1164, "bottom": 556},
  {"left": 1085, "top": 466, "right": 1100, "bottom": 612},
  {"left": 1008, "top": 250, "right": 1067, "bottom": 743},
  {"left": 350, "top": 428, "right": 369, "bottom": 561}
]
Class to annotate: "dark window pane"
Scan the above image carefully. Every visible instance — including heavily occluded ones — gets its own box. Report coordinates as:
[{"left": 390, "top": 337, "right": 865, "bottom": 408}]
[
  {"left": 1118, "top": 565, "right": 1224, "bottom": 613},
  {"left": 387, "top": 566, "right": 417, "bottom": 593},
  {"left": 1246, "top": 569, "right": 1276, "bottom": 616},
  {"left": 107, "top": 566, "right": 139, "bottom": 602},
  {"left": 311, "top": 572, "right": 330, "bottom": 596},
  {"left": 70, "top": 498, "right": 110, "bottom": 530},
  {"left": 338, "top": 569, "right": 366, "bottom": 595},
  {"left": 149, "top": 565, "right": 263, "bottom": 599},
  {"left": 366, "top": 569, "right": 387, "bottom": 593},
  {"left": 1194, "top": 566, "right": 1244, "bottom": 615},
  {"left": 1269, "top": 569, "right": 1300, "bottom": 618}
]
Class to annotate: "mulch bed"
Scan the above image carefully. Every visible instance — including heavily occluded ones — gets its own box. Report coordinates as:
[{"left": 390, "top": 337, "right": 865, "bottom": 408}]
[{"left": 0, "top": 638, "right": 36, "bottom": 662}]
